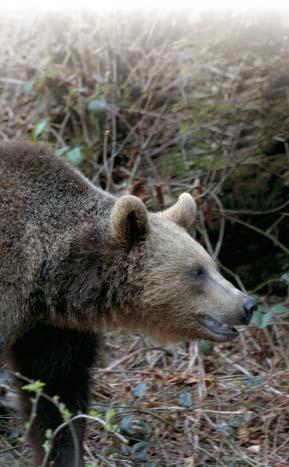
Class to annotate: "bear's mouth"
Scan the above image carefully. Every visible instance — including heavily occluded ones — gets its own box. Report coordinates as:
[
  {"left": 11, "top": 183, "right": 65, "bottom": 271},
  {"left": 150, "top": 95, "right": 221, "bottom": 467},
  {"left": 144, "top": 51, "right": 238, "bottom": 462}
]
[{"left": 197, "top": 315, "right": 239, "bottom": 339}]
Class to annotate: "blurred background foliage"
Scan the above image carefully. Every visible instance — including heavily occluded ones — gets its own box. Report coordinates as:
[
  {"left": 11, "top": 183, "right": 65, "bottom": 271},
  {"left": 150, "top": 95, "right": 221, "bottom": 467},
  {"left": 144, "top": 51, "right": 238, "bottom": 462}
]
[
  {"left": 0, "top": 9, "right": 289, "bottom": 466},
  {"left": 1, "top": 10, "right": 288, "bottom": 298}
]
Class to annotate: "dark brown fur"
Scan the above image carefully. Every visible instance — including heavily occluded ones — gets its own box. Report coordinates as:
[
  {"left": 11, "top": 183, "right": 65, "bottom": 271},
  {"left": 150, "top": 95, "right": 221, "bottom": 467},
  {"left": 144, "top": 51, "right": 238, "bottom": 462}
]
[{"left": 0, "top": 142, "right": 255, "bottom": 466}]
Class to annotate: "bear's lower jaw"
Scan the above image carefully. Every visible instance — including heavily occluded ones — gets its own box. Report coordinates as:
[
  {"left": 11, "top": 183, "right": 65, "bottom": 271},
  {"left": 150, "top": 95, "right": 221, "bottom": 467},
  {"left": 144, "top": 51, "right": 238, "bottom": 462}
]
[{"left": 197, "top": 315, "right": 239, "bottom": 340}]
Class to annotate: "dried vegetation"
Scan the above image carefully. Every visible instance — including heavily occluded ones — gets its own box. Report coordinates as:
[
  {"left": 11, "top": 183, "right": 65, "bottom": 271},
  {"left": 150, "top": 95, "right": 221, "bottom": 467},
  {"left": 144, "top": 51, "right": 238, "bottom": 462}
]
[{"left": 0, "top": 9, "right": 289, "bottom": 466}]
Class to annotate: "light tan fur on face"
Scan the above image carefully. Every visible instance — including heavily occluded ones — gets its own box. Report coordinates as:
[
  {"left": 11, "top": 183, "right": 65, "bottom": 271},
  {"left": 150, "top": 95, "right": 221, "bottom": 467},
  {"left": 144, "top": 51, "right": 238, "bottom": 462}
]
[
  {"left": 138, "top": 217, "right": 247, "bottom": 342},
  {"left": 161, "top": 193, "right": 196, "bottom": 231},
  {"left": 106, "top": 192, "right": 248, "bottom": 343}
]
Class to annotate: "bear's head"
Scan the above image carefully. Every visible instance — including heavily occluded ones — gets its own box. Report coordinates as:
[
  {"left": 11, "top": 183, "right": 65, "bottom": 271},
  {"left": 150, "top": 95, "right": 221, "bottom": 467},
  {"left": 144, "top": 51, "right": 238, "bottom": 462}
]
[{"left": 107, "top": 193, "right": 257, "bottom": 343}]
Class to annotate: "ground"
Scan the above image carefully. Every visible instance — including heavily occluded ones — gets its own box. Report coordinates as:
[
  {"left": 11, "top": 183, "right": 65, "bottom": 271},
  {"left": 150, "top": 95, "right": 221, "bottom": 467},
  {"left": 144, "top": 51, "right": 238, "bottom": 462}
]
[{"left": 1, "top": 318, "right": 289, "bottom": 466}]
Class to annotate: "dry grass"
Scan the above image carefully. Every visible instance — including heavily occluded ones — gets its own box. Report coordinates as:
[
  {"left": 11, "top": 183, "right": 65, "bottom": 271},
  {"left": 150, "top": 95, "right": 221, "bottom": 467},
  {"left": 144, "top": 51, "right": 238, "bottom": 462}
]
[
  {"left": 1, "top": 323, "right": 289, "bottom": 466},
  {"left": 0, "top": 9, "right": 289, "bottom": 467},
  {"left": 83, "top": 323, "right": 289, "bottom": 467}
]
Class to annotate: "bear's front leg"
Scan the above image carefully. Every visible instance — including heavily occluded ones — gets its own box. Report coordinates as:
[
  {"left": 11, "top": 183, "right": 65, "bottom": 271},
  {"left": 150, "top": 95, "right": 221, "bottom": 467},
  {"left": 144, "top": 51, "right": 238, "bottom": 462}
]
[{"left": 9, "top": 324, "right": 98, "bottom": 467}]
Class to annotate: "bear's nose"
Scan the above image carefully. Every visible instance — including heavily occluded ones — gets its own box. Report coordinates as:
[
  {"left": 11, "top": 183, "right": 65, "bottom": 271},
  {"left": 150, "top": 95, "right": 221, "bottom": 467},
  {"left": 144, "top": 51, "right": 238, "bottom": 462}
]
[{"left": 242, "top": 298, "right": 258, "bottom": 323}]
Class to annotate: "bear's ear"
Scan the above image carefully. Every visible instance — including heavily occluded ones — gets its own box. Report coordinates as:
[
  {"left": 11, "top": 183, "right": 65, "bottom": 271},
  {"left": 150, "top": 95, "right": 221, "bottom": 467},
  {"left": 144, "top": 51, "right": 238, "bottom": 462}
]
[
  {"left": 111, "top": 195, "right": 149, "bottom": 247},
  {"left": 161, "top": 193, "right": 196, "bottom": 231}
]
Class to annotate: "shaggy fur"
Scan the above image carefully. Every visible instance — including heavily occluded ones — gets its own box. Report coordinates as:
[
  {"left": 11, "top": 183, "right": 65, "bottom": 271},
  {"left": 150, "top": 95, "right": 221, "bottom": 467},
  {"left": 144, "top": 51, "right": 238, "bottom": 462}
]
[{"left": 0, "top": 142, "right": 254, "bottom": 466}]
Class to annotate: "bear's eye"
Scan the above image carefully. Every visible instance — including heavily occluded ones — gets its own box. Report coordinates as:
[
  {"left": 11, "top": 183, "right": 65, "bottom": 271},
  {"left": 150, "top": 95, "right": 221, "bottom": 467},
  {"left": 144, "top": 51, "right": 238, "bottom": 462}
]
[{"left": 191, "top": 265, "right": 205, "bottom": 278}]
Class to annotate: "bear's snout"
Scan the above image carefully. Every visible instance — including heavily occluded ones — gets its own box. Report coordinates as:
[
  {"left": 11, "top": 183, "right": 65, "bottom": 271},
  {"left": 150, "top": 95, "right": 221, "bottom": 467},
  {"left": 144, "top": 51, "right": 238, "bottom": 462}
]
[{"left": 242, "top": 297, "right": 258, "bottom": 324}]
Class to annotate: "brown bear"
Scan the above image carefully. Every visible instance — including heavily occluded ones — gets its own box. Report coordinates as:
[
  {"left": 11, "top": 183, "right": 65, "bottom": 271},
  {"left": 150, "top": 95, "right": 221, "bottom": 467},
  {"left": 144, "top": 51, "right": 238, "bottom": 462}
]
[{"left": 0, "top": 142, "right": 257, "bottom": 466}]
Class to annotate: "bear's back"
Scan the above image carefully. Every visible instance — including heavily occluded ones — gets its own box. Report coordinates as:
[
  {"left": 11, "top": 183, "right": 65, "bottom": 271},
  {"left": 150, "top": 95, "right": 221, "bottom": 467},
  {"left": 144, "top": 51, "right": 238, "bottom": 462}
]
[
  {"left": 0, "top": 142, "right": 113, "bottom": 289},
  {"left": 0, "top": 142, "right": 93, "bottom": 217}
]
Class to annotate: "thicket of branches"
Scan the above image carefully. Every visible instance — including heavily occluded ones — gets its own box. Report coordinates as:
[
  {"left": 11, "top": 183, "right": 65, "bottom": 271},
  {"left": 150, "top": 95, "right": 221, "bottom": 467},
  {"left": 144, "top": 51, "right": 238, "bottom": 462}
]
[{"left": 0, "top": 10, "right": 289, "bottom": 466}]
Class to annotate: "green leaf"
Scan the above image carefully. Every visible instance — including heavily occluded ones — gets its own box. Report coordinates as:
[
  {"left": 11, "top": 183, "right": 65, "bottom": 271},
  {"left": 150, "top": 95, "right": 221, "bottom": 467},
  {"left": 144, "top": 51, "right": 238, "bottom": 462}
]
[
  {"left": 55, "top": 146, "right": 69, "bottom": 157},
  {"left": 43, "top": 439, "right": 50, "bottom": 454},
  {"left": 7, "top": 428, "right": 21, "bottom": 440},
  {"left": 92, "top": 403, "right": 108, "bottom": 413},
  {"left": 67, "top": 147, "right": 82, "bottom": 165},
  {"left": 227, "top": 417, "right": 241, "bottom": 428},
  {"left": 62, "top": 409, "right": 72, "bottom": 422},
  {"left": 281, "top": 272, "right": 289, "bottom": 283},
  {"left": 263, "top": 313, "right": 274, "bottom": 327},
  {"left": 251, "top": 308, "right": 271, "bottom": 328},
  {"left": 179, "top": 390, "right": 193, "bottom": 407},
  {"left": 104, "top": 407, "right": 117, "bottom": 432},
  {"left": 23, "top": 80, "right": 34, "bottom": 96},
  {"left": 159, "top": 152, "right": 186, "bottom": 177},
  {"left": 199, "top": 339, "right": 214, "bottom": 354},
  {"left": 35, "top": 93, "right": 47, "bottom": 114},
  {"left": 179, "top": 121, "right": 191, "bottom": 135},
  {"left": 252, "top": 304, "right": 288, "bottom": 328},
  {"left": 22, "top": 380, "right": 45, "bottom": 393},
  {"left": 251, "top": 308, "right": 266, "bottom": 328},
  {"left": 88, "top": 98, "right": 107, "bottom": 119},
  {"left": 179, "top": 64, "right": 190, "bottom": 77},
  {"left": 136, "top": 419, "right": 154, "bottom": 437},
  {"left": 120, "top": 415, "right": 134, "bottom": 433},
  {"left": 268, "top": 304, "right": 288, "bottom": 315},
  {"left": 88, "top": 409, "right": 102, "bottom": 418},
  {"left": 132, "top": 441, "right": 150, "bottom": 462},
  {"left": 45, "top": 429, "right": 53, "bottom": 440},
  {"left": 245, "top": 376, "right": 264, "bottom": 388},
  {"left": 33, "top": 117, "right": 49, "bottom": 139},
  {"left": 105, "top": 407, "right": 116, "bottom": 423},
  {"left": 58, "top": 402, "right": 72, "bottom": 422},
  {"left": 132, "top": 381, "right": 147, "bottom": 398}
]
